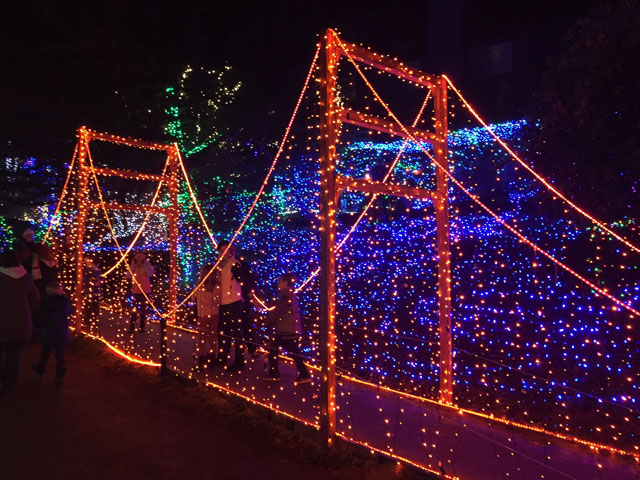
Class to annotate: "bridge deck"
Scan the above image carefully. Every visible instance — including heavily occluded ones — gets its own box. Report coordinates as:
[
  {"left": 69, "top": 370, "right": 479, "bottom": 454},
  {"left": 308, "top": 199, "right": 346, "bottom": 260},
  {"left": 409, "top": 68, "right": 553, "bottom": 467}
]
[{"left": 84, "top": 311, "right": 639, "bottom": 480}]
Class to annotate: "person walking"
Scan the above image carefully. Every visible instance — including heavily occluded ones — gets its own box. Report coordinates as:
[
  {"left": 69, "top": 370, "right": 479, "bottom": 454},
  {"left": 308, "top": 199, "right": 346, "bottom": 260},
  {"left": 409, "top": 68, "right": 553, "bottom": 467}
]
[{"left": 0, "top": 249, "right": 40, "bottom": 396}]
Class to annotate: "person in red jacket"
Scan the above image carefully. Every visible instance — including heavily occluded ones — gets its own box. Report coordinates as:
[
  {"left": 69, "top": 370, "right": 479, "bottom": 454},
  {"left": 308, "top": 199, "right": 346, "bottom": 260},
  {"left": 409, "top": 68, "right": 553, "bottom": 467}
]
[
  {"left": 127, "top": 253, "right": 154, "bottom": 333},
  {"left": 0, "top": 249, "right": 40, "bottom": 396}
]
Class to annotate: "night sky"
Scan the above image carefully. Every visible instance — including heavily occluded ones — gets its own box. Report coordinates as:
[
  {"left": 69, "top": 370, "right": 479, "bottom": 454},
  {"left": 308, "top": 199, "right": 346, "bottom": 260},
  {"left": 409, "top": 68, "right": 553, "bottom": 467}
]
[{"left": 1, "top": 1, "right": 600, "bottom": 159}]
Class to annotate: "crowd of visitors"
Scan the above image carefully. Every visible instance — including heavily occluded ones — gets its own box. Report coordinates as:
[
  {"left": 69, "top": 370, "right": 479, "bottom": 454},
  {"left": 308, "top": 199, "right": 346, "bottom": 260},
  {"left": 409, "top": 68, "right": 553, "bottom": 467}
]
[
  {"left": 0, "top": 228, "right": 312, "bottom": 396},
  {"left": 0, "top": 229, "right": 69, "bottom": 395}
]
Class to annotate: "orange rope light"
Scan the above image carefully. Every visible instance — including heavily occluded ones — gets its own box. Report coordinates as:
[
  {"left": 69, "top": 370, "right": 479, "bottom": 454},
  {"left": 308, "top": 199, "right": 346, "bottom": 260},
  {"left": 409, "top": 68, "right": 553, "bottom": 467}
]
[
  {"left": 85, "top": 141, "right": 165, "bottom": 317},
  {"left": 295, "top": 90, "right": 433, "bottom": 293},
  {"left": 101, "top": 157, "right": 171, "bottom": 276},
  {"left": 164, "top": 42, "right": 322, "bottom": 316},
  {"left": 444, "top": 76, "right": 640, "bottom": 255},
  {"left": 174, "top": 146, "right": 218, "bottom": 248},
  {"left": 337, "top": 36, "right": 640, "bottom": 319},
  {"left": 74, "top": 328, "right": 162, "bottom": 367},
  {"left": 337, "top": 370, "right": 640, "bottom": 460},
  {"left": 42, "top": 142, "right": 78, "bottom": 244}
]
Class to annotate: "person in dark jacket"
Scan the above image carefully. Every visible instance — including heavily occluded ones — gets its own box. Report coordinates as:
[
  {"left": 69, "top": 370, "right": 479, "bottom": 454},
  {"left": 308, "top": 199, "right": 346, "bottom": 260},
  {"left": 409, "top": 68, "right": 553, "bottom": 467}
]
[
  {"left": 31, "top": 281, "right": 73, "bottom": 384},
  {"left": 217, "top": 242, "right": 245, "bottom": 371},
  {"left": 0, "top": 249, "right": 40, "bottom": 396},
  {"left": 234, "top": 249, "right": 259, "bottom": 357},
  {"left": 262, "top": 273, "right": 310, "bottom": 385},
  {"left": 14, "top": 229, "right": 38, "bottom": 273},
  {"left": 31, "top": 243, "right": 59, "bottom": 299}
]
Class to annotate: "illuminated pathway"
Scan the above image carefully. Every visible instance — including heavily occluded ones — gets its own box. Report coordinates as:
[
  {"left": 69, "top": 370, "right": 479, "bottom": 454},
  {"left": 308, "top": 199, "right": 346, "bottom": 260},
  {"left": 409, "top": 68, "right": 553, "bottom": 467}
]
[{"left": 84, "top": 310, "right": 639, "bottom": 480}]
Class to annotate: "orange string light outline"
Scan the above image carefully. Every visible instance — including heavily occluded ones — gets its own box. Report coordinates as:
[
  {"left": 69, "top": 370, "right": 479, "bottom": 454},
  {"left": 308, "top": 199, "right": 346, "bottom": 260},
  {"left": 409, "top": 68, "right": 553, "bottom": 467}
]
[
  {"left": 85, "top": 139, "right": 166, "bottom": 317},
  {"left": 337, "top": 369, "right": 640, "bottom": 460},
  {"left": 42, "top": 142, "right": 78, "bottom": 243},
  {"left": 295, "top": 90, "right": 433, "bottom": 293},
  {"left": 444, "top": 76, "right": 640, "bottom": 255},
  {"left": 336, "top": 36, "right": 640, "bottom": 319},
  {"left": 72, "top": 327, "right": 162, "bottom": 367},
  {"left": 161, "top": 319, "right": 640, "bottom": 460},
  {"left": 173, "top": 146, "right": 218, "bottom": 248},
  {"left": 163, "top": 42, "right": 322, "bottom": 316}
]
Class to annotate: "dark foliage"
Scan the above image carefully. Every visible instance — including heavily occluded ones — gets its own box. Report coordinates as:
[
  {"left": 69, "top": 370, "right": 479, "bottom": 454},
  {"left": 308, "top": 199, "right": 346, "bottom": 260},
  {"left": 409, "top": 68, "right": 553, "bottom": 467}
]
[{"left": 529, "top": 0, "right": 640, "bottom": 221}]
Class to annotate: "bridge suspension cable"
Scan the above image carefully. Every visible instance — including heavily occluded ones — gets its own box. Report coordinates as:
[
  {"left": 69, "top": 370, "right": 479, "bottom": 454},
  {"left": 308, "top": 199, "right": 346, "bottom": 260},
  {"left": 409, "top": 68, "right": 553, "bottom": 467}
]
[
  {"left": 101, "top": 157, "right": 170, "bottom": 276},
  {"left": 162, "top": 41, "right": 322, "bottom": 317},
  {"left": 444, "top": 76, "right": 640, "bottom": 255},
  {"left": 336, "top": 35, "right": 640, "bottom": 319},
  {"left": 42, "top": 143, "right": 78, "bottom": 244},
  {"left": 295, "top": 90, "right": 433, "bottom": 293}
]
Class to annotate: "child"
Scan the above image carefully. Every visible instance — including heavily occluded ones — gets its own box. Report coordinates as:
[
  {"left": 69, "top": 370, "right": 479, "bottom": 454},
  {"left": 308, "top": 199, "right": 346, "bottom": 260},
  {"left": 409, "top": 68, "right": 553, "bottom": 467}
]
[
  {"left": 263, "top": 273, "right": 310, "bottom": 385},
  {"left": 31, "top": 281, "right": 72, "bottom": 384},
  {"left": 127, "top": 253, "right": 154, "bottom": 333},
  {"left": 194, "top": 264, "right": 221, "bottom": 371}
]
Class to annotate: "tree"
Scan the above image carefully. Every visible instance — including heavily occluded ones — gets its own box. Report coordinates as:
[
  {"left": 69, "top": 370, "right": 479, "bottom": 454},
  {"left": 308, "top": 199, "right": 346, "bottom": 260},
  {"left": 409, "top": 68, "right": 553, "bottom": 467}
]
[
  {"left": 530, "top": 0, "right": 640, "bottom": 221},
  {"left": 163, "top": 65, "right": 242, "bottom": 158}
]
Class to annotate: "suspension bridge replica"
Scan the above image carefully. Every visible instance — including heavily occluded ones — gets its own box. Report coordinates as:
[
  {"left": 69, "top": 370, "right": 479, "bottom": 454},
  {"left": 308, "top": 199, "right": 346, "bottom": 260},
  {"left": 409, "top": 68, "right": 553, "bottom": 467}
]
[{"left": 42, "top": 30, "right": 640, "bottom": 479}]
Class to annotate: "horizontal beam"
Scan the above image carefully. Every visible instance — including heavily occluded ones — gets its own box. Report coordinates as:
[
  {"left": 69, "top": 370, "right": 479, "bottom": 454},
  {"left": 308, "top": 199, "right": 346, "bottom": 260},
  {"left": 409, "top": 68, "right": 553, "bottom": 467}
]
[
  {"left": 337, "top": 39, "right": 437, "bottom": 88},
  {"left": 336, "top": 175, "right": 435, "bottom": 200},
  {"left": 340, "top": 109, "right": 443, "bottom": 145},
  {"left": 85, "top": 129, "right": 174, "bottom": 152},
  {"left": 91, "top": 166, "right": 168, "bottom": 183},
  {"left": 87, "top": 201, "right": 170, "bottom": 214}
]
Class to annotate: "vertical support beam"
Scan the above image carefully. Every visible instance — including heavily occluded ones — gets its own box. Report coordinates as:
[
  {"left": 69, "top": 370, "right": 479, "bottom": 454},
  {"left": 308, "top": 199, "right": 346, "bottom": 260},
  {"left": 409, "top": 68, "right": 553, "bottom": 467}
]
[
  {"left": 164, "top": 149, "right": 179, "bottom": 376},
  {"left": 73, "top": 128, "right": 90, "bottom": 332},
  {"left": 318, "top": 28, "right": 340, "bottom": 449},
  {"left": 434, "top": 76, "right": 453, "bottom": 404}
]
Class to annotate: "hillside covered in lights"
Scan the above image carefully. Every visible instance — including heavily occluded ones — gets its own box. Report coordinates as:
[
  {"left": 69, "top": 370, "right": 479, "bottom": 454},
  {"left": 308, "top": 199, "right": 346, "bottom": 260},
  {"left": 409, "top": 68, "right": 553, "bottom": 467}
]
[{"left": 7, "top": 118, "right": 638, "bottom": 454}]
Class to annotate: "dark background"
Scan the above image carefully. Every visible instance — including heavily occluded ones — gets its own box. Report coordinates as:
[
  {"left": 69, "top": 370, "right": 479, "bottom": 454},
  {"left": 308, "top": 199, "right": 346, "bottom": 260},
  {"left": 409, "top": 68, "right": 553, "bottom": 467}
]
[
  {"left": 1, "top": 0, "right": 638, "bottom": 218},
  {"left": 0, "top": 1, "right": 599, "bottom": 151}
]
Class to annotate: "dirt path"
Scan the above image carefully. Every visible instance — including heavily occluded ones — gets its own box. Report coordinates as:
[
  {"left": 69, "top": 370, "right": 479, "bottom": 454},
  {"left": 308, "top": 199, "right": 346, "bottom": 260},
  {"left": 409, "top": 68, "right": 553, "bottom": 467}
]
[{"left": 0, "top": 339, "right": 420, "bottom": 480}]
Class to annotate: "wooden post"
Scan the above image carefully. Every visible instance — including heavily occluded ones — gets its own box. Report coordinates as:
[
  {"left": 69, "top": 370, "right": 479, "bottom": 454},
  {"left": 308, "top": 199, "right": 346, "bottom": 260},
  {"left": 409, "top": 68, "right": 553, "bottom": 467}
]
[
  {"left": 434, "top": 77, "right": 453, "bottom": 404},
  {"left": 73, "top": 128, "right": 90, "bottom": 331},
  {"left": 164, "top": 149, "right": 180, "bottom": 376},
  {"left": 318, "top": 28, "right": 340, "bottom": 449}
]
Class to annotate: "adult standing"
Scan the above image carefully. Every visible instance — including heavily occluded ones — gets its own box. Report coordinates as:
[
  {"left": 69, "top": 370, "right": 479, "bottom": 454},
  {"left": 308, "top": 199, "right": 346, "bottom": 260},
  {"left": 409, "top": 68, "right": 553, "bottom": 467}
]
[
  {"left": 0, "top": 249, "right": 40, "bottom": 396},
  {"left": 217, "top": 241, "right": 245, "bottom": 371},
  {"left": 32, "top": 243, "right": 59, "bottom": 299},
  {"left": 194, "top": 264, "right": 221, "bottom": 370},
  {"left": 15, "top": 229, "right": 38, "bottom": 273},
  {"left": 127, "top": 253, "right": 154, "bottom": 333},
  {"left": 234, "top": 248, "right": 258, "bottom": 358}
]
